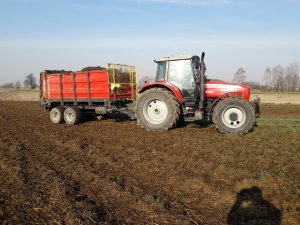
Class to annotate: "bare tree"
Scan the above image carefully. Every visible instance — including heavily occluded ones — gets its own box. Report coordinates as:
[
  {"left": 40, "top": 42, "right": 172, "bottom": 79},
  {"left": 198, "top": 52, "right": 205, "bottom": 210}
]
[
  {"left": 285, "top": 63, "right": 299, "bottom": 92},
  {"left": 24, "top": 73, "right": 37, "bottom": 89},
  {"left": 272, "top": 65, "right": 285, "bottom": 92},
  {"left": 262, "top": 67, "right": 273, "bottom": 90},
  {"left": 262, "top": 64, "right": 300, "bottom": 92},
  {"left": 15, "top": 81, "right": 21, "bottom": 89},
  {"left": 232, "top": 68, "right": 246, "bottom": 84}
]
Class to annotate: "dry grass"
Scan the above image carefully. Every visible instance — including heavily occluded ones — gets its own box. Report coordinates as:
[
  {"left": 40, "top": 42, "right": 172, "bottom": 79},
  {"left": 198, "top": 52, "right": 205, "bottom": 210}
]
[
  {"left": 251, "top": 90, "right": 300, "bottom": 104},
  {"left": 0, "top": 102, "right": 299, "bottom": 225},
  {"left": 0, "top": 88, "right": 39, "bottom": 101}
]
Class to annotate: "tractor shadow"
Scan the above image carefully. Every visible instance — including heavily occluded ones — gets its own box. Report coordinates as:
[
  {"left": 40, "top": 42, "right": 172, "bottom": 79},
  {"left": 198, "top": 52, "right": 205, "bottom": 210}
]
[
  {"left": 190, "top": 119, "right": 213, "bottom": 129},
  {"left": 228, "top": 186, "right": 282, "bottom": 225},
  {"left": 83, "top": 113, "right": 132, "bottom": 123},
  {"left": 108, "top": 113, "right": 133, "bottom": 122}
]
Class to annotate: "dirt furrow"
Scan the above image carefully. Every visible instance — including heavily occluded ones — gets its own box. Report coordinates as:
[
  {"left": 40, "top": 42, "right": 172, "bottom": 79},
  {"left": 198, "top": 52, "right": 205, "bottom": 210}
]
[{"left": 27, "top": 125, "right": 226, "bottom": 224}]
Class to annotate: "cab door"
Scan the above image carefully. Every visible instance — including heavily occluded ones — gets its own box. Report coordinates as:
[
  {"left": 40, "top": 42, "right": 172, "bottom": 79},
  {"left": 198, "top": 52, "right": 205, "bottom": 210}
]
[{"left": 167, "top": 60, "right": 194, "bottom": 98}]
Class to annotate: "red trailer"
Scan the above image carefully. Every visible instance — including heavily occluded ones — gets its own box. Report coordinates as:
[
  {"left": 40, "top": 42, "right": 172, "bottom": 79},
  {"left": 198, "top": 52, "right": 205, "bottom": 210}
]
[{"left": 40, "top": 64, "right": 137, "bottom": 125}]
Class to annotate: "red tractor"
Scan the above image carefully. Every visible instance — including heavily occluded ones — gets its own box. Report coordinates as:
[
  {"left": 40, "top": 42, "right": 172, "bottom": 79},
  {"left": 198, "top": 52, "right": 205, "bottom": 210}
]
[
  {"left": 136, "top": 53, "right": 260, "bottom": 134},
  {"left": 40, "top": 52, "right": 260, "bottom": 134}
]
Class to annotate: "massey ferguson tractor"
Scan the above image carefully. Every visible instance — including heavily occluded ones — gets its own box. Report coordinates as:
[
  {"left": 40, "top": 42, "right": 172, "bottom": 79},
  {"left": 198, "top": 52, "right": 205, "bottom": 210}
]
[{"left": 40, "top": 52, "right": 260, "bottom": 134}]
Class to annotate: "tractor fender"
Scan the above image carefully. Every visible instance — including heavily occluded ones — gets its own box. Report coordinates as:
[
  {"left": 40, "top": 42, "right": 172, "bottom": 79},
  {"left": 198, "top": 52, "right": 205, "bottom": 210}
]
[{"left": 139, "top": 82, "right": 184, "bottom": 103}]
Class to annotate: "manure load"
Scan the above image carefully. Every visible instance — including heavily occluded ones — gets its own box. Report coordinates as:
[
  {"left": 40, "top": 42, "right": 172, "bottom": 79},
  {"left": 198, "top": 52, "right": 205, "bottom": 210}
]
[{"left": 81, "top": 65, "right": 134, "bottom": 84}]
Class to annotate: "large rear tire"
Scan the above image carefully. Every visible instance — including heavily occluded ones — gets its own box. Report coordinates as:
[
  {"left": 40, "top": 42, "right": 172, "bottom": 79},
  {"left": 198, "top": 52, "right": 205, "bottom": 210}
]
[
  {"left": 212, "top": 97, "right": 255, "bottom": 134},
  {"left": 136, "top": 88, "right": 180, "bottom": 131},
  {"left": 64, "top": 106, "right": 82, "bottom": 125},
  {"left": 50, "top": 107, "right": 65, "bottom": 124}
]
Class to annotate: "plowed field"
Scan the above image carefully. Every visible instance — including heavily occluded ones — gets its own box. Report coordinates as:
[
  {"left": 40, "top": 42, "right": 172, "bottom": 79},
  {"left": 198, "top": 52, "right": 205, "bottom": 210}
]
[{"left": 0, "top": 101, "right": 299, "bottom": 225}]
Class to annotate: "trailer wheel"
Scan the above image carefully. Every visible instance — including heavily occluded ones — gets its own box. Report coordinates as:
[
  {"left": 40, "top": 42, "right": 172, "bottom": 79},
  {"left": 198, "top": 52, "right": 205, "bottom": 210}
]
[
  {"left": 50, "top": 107, "right": 65, "bottom": 124},
  {"left": 64, "top": 106, "right": 82, "bottom": 125},
  {"left": 136, "top": 88, "right": 180, "bottom": 131},
  {"left": 212, "top": 97, "right": 255, "bottom": 134}
]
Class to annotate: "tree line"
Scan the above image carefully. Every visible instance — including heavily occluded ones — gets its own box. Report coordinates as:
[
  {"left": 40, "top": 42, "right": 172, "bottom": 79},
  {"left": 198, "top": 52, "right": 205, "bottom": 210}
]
[
  {"left": 1, "top": 73, "right": 37, "bottom": 89},
  {"left": 262, "top": 63, "right": 299, "bottom": 91},
  {"left": 233, "top": 62, "right": 299, "bottom": 91}
]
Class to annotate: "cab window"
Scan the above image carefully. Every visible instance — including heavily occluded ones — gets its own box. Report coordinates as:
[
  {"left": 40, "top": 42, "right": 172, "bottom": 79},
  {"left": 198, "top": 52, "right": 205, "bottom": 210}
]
[
  {"left": 156, "top": 62, "right": 166, "bottom": 81},
  {"left": 167, "top": 60, "right": 194, "bottom": 97}
]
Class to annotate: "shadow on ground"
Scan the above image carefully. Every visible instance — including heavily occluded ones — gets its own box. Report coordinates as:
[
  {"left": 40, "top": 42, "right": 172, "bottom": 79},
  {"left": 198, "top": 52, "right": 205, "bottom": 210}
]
[{"left": 228, "top": 186, "right": 282, "bottom": 225}]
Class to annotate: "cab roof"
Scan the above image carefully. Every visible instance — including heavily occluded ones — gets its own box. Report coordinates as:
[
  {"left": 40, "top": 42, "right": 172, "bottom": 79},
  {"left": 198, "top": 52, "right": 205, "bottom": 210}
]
[{"left": 154, "top": 55, "right": 198, "bottom": 63}]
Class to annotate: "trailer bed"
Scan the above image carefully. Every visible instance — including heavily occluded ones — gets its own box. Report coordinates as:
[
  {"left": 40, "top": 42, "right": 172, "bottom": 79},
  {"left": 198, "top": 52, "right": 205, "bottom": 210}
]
[{"left": 40, "top": 64, "right": 137, "bottom": 109}]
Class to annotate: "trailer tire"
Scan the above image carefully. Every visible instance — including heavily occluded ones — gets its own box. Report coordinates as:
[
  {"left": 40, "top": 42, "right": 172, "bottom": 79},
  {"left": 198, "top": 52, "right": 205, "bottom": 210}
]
[
  {"left": 64, "top": 106, "right": 82, "bottom": 125},
  {"left": 212, "top": 97, "right": 255, "bottom": 134},
  {"left": 50, "top": 107, "right": 65, "bottom": 124},
  {"left": 136, "top": 88, "right": 180, "bottom": 131}
]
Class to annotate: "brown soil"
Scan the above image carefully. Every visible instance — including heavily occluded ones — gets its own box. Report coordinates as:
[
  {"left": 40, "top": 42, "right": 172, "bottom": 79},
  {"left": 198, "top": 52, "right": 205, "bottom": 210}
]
[{"left": 0, "top": 102, "right": 299, "bottom": 225}]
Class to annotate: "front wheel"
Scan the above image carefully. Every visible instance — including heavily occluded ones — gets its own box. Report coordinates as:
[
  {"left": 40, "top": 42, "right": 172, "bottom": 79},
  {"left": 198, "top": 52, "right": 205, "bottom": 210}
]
[
  {"left": 136, "top": 88, "right": 180, "bottom": 131},
  {"left": 212, "top": 97, "right": 255, "bottom": 134}
]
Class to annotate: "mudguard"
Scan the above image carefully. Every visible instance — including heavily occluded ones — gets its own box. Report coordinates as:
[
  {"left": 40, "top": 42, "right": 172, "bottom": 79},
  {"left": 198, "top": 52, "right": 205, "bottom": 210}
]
[{"left": 139, "top": 81, "right": 184, "bottom": 103}]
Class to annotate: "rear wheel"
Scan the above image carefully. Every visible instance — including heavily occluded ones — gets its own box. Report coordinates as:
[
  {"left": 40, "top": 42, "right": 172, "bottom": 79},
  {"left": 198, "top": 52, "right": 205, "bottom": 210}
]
[
  {"left": 64, "top": 106, "right": 82, "bottom": 125},
  {"left": 50, "top": 106, "right": 65, "bottom": 124},
  {"left": 212, "top": 97, "right": 255, "bottom": 134},
  {"left": 136, "top": 88, "right": 180, "bottom": 131}
]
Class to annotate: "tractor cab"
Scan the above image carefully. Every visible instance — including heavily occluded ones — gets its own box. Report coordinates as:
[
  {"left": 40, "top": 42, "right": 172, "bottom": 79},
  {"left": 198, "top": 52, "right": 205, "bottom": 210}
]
[
  {"left": 154, "top": 54, "right": 206, "bottom": 117},
  {"left": 154, "top": 55, "right": 202, "bottom": 99}
]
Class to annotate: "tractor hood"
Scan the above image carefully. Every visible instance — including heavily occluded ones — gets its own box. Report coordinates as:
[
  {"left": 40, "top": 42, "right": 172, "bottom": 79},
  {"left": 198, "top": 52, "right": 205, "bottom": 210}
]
[{"left": 205, "top": 81, "right": 250, "bottom": 101}]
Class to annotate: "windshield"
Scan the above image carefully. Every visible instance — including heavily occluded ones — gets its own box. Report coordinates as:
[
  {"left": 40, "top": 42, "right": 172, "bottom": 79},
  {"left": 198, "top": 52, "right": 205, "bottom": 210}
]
[{"left": 167, "top": 60, "right": 194, "bottom": 97}]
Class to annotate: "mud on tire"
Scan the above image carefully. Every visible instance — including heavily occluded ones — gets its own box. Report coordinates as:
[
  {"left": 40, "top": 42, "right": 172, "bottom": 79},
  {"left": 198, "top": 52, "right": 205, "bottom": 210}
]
[
  {"left": 212, "top": 97, "right": 255, "bottom": 134},
  {"left": 136, "top": 88, "right": 180, "bottom": 131}
]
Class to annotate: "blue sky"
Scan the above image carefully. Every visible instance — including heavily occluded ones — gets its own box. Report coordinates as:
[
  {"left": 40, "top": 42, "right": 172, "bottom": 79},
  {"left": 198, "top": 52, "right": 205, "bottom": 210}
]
[{"left": 0, "top": 0, "right": 299, "bottom": 84}]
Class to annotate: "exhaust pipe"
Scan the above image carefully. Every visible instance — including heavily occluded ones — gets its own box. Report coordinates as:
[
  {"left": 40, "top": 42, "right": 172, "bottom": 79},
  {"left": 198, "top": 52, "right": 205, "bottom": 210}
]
[{"left": 199, "top": 52, "right": 206, "bottom": 110}]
